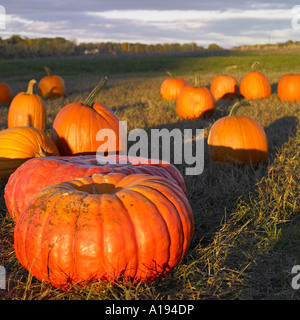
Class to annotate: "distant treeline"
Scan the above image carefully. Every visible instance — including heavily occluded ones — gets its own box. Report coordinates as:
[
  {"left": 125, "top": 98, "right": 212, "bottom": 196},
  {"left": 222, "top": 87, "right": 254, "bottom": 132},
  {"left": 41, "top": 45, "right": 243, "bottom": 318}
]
[
  {"left": 0, "top": 35, "right": 225, "bottom": 59},
  {"left": 1, "top": 35, "right": 298, "bottom": 59}
]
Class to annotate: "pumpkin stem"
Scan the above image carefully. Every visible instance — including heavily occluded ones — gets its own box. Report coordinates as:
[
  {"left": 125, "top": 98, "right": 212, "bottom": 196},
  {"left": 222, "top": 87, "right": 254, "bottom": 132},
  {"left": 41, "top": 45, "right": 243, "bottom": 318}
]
[
  {"left": 43, "top": 66, "right": 52, "bottom": 77},
  {"left": 35, "top": 144, "right": 55, "bottom": 158},
  {"left": 229, "top": 100, "right": 251, "bottom": 117},
  {"left": 251, "top": 61, "right": 260, "bottom": 70},
  {"left": 84, "top": 77, "right": 108, "bottom": 107},
  {"left": 194, "top": 75, "right": 201, "bottom": 88},
  {"left": 224, "top": 65, "right": 237, "bottom": 73},
  {"left": 26, "top": 79, "right": 36, "bottom": 95},
  {"left": 166, "top": 71, "right": 174, "bottom": 78}
]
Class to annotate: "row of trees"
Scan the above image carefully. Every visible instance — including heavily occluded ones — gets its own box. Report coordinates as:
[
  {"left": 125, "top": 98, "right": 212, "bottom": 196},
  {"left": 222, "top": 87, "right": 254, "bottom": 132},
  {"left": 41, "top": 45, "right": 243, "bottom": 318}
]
[{"left": 0, "top": 35, "right": 225, "bottom": 59}]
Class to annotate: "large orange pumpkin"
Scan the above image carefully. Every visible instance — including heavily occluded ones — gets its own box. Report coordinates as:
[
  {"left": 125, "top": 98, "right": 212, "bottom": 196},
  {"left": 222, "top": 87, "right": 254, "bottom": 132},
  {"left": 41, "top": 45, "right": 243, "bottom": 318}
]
[
  {"left": 7, "top": 79, "right": 46, "bottom": 131},
  {"left": 5, "top": 154, "right": 187, "bottom": 222},
  {"left": 208, "top": 101, "right": 268, "bottom": 165},
  {"left": 14, "top": 173, "right": 194, "bottom": 290},
  {"left": 239, "top": 71, "right": 271, "bottom": 99},
  {"left": 176, "top": 84, "right": 215, "bottom": 120},
  {"left": 51, "top": 77, "right": 124, "bottom": 156},
  {"left": 38, "top": 66, "right": 65, "bottom": 99},
  {"left": 160, "top": 76, "right": 186, "bottom": 100},
  {"left": 0, "top": 82, "right": 13, "bottom": 104},
  {"left": 210, "top": 75, "right": 238, "bottom": 101},
  {"left": 0, "top": 126, "right": 59, "bottom": 180},
  {"left": 277, "top": 74, "right": 300, "bottom": 102}
]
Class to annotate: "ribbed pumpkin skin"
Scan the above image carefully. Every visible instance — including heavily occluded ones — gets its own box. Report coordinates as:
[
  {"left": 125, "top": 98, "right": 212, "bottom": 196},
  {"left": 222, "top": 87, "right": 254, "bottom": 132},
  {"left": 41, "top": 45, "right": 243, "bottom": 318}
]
[
  {"left": 277, "top": 74, "right": 300, "bottom": 101},
  {"left": 210, "top": 75, "right": 238, "bottom": 101},
  {"left": 240, "top": 71, "right": 271, "bottom": 99},
  {"left": 176, "top": 86, "right": 215, "bottom": 119},
  {"left": 0, "top": 83, "right": 13, "bottom": 104},
  {"left": 160, "top": 77, "right": 186, "bottom": 100},
  {"left": 8, "top": 87, "right": 46, "bottom": 131},
  {"left": 5, "top": 155, "right": 187, "bottom": 222},
  {"left": 14, "top": 173, "right": 194, "bottom": 290},
  {"left": 0, "top": 127, "right": 59, "bottom": 180},
  {"left": 38, "top": 75, "right": 65, "bottom": 99},
  {"left": 51, "top": 102, "right": 122, "bottom": 156},
  {"left": 208, "top": 115, "right": 268, "bottom": 165}
]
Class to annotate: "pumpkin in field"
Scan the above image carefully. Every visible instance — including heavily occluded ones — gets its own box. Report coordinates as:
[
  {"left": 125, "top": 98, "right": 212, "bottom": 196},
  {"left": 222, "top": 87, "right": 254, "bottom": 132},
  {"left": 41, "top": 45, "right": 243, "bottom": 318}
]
[
  {"left": 51, "top": 77, "right": 124, "bottom": 156},
  {"left": 14, "top": 172, "right": 194, "bottom": 290},
  {"left": 208, "top": 101, "right": 268, "bottom": 165},
  {"left": 210, "top": 75, "right": 238, "bottom": 101},
  {"left": 160, "top": 75, "right": 186, "bottom": 100},
  {"left": 239, "top": 71, "right": 271, "bottom": 99},
  {"left": 0, "top": 82, "right": 13, "bottom": 104},
  {"left": 176, "top": 77, "right": 215, "bottom": 119},
  {"left": 5, "top": 154, "right": 187, "bottom": 222},
  {"left": 0, "top": 126, "right": 59, "bottom": 180},
  {"left": 277, "top": 74, "right": 300, "bottom": 102},
  {"left": 38, "top": 66, "right": 65, "bottom": 99},
  {"left": 7, "top": 79, "right": 46, "bottom": 131}
]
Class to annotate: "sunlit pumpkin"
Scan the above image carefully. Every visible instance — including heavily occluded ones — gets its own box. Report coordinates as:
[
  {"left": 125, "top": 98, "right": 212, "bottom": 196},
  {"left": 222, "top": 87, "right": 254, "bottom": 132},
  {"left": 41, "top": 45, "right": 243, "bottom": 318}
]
[
  {"left": 176, "top": 77, "right": 215, "bottom": 119},
  {"left": 38, "top": 66, "right": 65, "bottom": 99},
  {"left": 160, "top": 76, "right": 186, "bottom": 100},
  {"left": 277, "top": 73, "right": 300, "bottom": 102},
  {"left": 7, "top": 79, "right": 46, "bottom": 131},
  {"left": 210, "top": 75, "right": 238, "bottom": 101},
  {"left": 14, "top": 172, "right": 194, "bottom": 290},
  {"left": 208, "top": 101, "right": 268, "bottom": 165},
  {"left": 0, "top": 82, "right": 13, "bottom": 104},
  {"left": 5, "top": 154, "right": 187, "bottom": 222},
  {"left": 0, "top": 126, "right": 59, "bottom": 180},
  {"left": 239, "top": 71, "right": 271, "bottom": 99},
  {"left": 51, "top": 77, "right": 125, "bottom": 156}
]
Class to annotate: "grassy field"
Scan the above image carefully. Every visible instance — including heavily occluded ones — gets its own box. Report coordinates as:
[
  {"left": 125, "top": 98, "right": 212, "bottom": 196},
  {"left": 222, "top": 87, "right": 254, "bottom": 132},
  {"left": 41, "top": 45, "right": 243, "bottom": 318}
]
[{"left": 0, "top": 51, "right": 299, "bottom": 300}]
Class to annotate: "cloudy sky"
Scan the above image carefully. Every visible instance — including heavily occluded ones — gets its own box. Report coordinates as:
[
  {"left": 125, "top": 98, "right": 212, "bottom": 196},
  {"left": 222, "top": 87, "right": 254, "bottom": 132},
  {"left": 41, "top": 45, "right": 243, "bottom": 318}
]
[{"left": 0, "top": 0, "right": 298, "bottom": 48}]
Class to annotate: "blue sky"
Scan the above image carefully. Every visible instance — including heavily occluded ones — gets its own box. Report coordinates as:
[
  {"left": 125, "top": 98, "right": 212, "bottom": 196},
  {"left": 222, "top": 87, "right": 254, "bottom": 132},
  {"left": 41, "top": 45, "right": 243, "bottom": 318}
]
[{"left": 0, "top": 0, "right": 298, "bottom": 48}]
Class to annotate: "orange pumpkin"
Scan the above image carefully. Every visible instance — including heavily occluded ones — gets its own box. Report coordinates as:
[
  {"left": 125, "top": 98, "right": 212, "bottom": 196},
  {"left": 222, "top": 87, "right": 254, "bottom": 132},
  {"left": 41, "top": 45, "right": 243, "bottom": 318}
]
[
  {"left": 0, "top": 82, "right": 13, "bottom": 104},
  {"left": 240, "top": 71, "right": 271, "bottom": 99},
  {"left": 0, "top": 126, "right": 59, "bottom": 180},
  {"left": 38, "top": 66, "right": 65, "bottom": 99},
  {"left": 210, "top": 75, "right": 238, "bottom": 101},
  {"left": 51, "top": 77, "right": 124, "bottom": 156},
  {"left": 7, "top": 79, "right": 46, "bottom": 131},
  {"left": 208, "top": 101, "right": 268, "bottom": 165},
  {"left": 160, "top": 76, "right": 186, "bottom": 100},
  {"left": 14, "top": 172, "right": 194, "bottom": 290},
  {"left": 277, "top": 74, "right": 300, "bottom": 102},
  {"left": 176, "top": 82, "right": 215, "bottom": 119}
]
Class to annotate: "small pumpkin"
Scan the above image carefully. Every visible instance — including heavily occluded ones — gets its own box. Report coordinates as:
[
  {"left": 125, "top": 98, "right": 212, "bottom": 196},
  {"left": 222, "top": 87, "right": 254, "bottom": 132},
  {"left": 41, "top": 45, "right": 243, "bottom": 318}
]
[
  {"left": 277, "top": 74, "right": 300, "bottom": 102},
  {"left": 160, "top": 73, "right": 186, "bottom": 100},
  {"left": 0, "top": 126, "right": 59, "bottom": 180},
  {"left": 51, "top": 77, "right": 124, "bottom": 156},
  {"left": 5, "top": 154, "right": 187, "bottom": 222},
  {"left": 176, "top": 77, "right": 215, "bottom": 120},
  {"left": 0, "top": 82, "right": 13, "bottom": 104},
  {"left": 38, "top": 66, "right": 65, "bottom": 99},
  {"left": 208, "top": 101, "right": 268, "bottom": 165},
  {"left": 240, "top": 71, "right": 271, "bottom": 99},
  {"left": 14, "top": 173, "right": 194, "bottom": 290},
  {"left": 210, "top": 75, "right": 238, "bottom": 101},
  {"left": 7, "top": 79, "right": 46, "bottom": 131}
]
